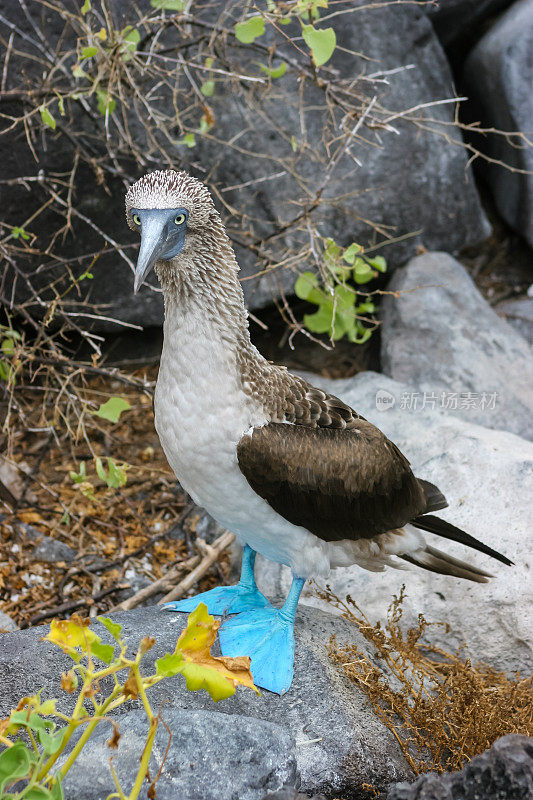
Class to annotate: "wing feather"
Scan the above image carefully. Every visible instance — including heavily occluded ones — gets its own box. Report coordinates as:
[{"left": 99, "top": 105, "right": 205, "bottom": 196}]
[{"left": 237, "top": 421, "right": 427, "bottom": 542}]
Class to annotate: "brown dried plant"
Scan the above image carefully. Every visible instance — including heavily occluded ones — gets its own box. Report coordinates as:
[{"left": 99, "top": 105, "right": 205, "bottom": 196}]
[{"left": 321, "top": 585, "right": 533, "bottom": 775}]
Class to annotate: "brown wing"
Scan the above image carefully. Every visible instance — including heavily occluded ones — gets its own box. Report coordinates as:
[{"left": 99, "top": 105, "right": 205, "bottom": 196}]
[{"left": 237, "top": 420, "right": 428, "bottom": 542}]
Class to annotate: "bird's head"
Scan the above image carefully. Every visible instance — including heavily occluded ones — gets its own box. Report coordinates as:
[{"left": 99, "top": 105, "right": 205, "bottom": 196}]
[{"left": 125, "top": 170, "right": 216, "bottom": 293}]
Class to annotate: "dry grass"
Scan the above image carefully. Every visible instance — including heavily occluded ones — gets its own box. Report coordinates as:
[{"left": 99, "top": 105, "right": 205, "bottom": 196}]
[{"left": 322, "top": 586, "right": 533, "bottom": 775}]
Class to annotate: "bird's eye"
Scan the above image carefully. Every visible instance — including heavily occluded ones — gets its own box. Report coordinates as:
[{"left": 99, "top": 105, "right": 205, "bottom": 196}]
[
  {"left": 175, "top": 213, "right": 186, "bottom": 225},
  {"left": 132, "top": 214, "right": 141, "bottom": 226}
]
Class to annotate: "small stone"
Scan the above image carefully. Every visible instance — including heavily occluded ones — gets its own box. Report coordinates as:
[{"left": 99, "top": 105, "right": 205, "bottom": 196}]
[{"left": 0, "top": 610, "right": 18, "bottom": 633}]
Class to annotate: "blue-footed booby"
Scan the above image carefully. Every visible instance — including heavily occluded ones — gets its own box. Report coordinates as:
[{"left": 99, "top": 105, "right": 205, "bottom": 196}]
[{"left": 125, "top": 170, "right": 512, "bottom": 694}]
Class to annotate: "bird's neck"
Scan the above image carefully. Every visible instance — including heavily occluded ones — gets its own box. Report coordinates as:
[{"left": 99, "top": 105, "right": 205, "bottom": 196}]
[{"left": 156, "top": 217, "right": 260, "bottom": 369}]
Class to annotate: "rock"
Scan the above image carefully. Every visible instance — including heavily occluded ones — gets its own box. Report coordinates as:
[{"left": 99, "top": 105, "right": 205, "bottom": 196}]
[
  {"left": 380, "top": 252, "right": 533, "bottom": 439},
  {"left": 15, "top": 522, "right": 76, "bottom": 564},
  {"left": 386, "top": 734, "right": 533, "bottom": 800},
  {"left": 261, "top": 791, "right": 326, "bottom": 800},
  {"left": 58, "top": 708, "right": 297, "bottom": 800},
  {"left": 256, "top": 370, "right": 533, "bottom": 676},
  {"left": 0, "top": 605, "right": 412, "bottom": 799},
  {"left": 497, "top": 297, "right": 533, "bottom": 345},
  {"left": 426, "top": 1, "right": 513, "bottom": 50},
  {"left": 194, "top": 2, "right": 489, "bottom": 312},
  {"left": 463, "top": 0, "right": 533, "bottom": 248},
  {"left": 0, "top": 610, "right": 18, "bottom": 633},
  {"left": 0, "top": 0, "right": 489, "bottom": 329}
]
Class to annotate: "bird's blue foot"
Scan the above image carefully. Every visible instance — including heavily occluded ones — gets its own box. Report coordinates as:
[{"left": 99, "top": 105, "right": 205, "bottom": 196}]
[
  {"left": 163, "top": 583, "right": 271, "bottom": 615},
  {"left": 163, "top": 544, "right": 272, "bottom": 616},
  {"left": 218, "top": 575, "right": 305, "bottom": 694}
]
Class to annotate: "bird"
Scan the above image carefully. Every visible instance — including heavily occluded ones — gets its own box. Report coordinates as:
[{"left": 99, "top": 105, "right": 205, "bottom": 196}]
[{"left": 125, "top": 169, "right": 512, "bottom": 695}]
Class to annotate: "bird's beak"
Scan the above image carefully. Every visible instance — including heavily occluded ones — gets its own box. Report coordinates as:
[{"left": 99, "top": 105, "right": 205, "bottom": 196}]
[{"left": 133, "top": 216, "right": 168, "bottom": 294}]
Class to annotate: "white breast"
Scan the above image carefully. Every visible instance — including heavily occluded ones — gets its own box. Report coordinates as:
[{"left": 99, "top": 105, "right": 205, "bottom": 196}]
[{"left": 154, "top": 304, "right": 332, "bottom": 577}]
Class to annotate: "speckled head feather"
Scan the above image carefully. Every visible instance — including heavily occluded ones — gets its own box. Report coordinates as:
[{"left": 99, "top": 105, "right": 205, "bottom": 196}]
[{"left": 125, "top": 170, "right": 215, "bottom": 230}]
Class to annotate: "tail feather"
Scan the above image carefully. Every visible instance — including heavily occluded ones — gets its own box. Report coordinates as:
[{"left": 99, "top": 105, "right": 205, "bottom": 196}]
[
  {"left": 418, "top": 479, "right": 448, "bottom": 513},
  {"left": 411, "top": 514, "right": 513, "bottom": 567},
  {"left": 400, "top": 545, "right": 492, "bottom": 584}
]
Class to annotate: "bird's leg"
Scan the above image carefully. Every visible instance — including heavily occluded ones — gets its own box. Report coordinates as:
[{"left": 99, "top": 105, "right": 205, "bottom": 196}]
[
  {"left": 163, "top": 544, "right": 272, "bottom": 616},
  {"left": 218, "top": 573, "right": 306, "bottom": 695}
]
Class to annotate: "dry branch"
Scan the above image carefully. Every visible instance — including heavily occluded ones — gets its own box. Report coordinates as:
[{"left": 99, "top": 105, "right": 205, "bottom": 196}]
[{"left": 158, "top": 531, "right": 235, "bottom": 604}]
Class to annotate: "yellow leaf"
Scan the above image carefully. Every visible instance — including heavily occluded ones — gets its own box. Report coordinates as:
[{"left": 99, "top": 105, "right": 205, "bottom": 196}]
[
  {"left": 43, "top": 616, "right": 99, "bottom": 654},
  {"left": 176, "top": 603, "right": 259, "bottom": 700}
]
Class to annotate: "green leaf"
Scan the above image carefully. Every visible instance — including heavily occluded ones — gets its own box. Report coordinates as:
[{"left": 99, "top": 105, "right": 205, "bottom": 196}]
[
  {"left": 0, "top": 326, "right": 21, "bottom": 339},
  {"left": 2, "top": 338, "right": 15, "bottom": 356},
  {"left": 150, "top": 0, "right": 184, "bottom": 8},
  {"left": 301, "top": 24, "right": 336, "bottom": 66},
  {"left": 81, "top": 45, "right": 98, "bottom": 58},
  {"left": 235, "top": 16, "right": 265, "bottom": 44},
  {"left": 342, "top": 242, "right": 363, "bottom": 264},
  {"left": 259, "top": 62, "right": 287, "bottom": 79},
  {"left": 12, "top": 225, "right": 30, "bottom": 240},
  {"left": 181, "top": 132, "right": 196, "bottom": 148},
  {"left": 155, "top": 651, "right": 184, "bottom": 677},
  {"left": 200, "top": 80, "right": 215, "bottom": 97},
  {"left": 72, "top": 64, "right": 87, "bottom": 78},
  {"left": 95, "top": 456, "right": 106, "bottom": 483},
  {"left": 294, "top": 271, "right": 319, "bottom": 301},
  {"left": 348, "top": 323, "right": 371, "bottom": 344},
  {"left": 290, "top": 135, "right": 298, "bottom": 152},
  {"left": 38, "top": 728, "right": 64, "bottom": 757},
  {"left": 39, "top": 104, "right": 56, "bottom": 130},
  {"left": 25, "top": 787, "right": 54, "bottom": 799},
  {"left": 357, "top": 301, "right": 375, "bottom": 314},
  {"left": 107, "top": 459, "right": 128, "bottom": 488},
  {"left": 96, "top": 89, "right": 116, "bottom": 116},
  {"left": 81, "top": 0, "right": 91, "bottom": 14},
  {"left": 97, "top": 616, "right": 123, "bottom": 642},
  {"left": 90, "top": 641, "right": 115, "bottom": 664},
  {"left": 92, "top": 396, "right": 131, "bottom": 423},
  {"left": 367, "top": 255, "right": 387, "bottom": 272},
  {"left": 304, "top": 301, "right": 335, "bottom": 335},
  {"left": 121, "top": 26, "right": 140, "bottom": 62},
  {"left": 0, "top": 740, "right": 34, "bottom": 793},
  {"left": 324, "top": 237, "right": 342, "bottom": 268},
  {"left": 50, "top": 777, "right": 64, "bottom": 800}
]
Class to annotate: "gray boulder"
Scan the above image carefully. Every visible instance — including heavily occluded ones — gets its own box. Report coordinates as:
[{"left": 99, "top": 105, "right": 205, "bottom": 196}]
[
  {"left": 463, "top": 0, "right": 533, "bottom": 247},
  {"left": 256, "top": 371, "right": 533, "bottom": 677},
  {"left": 387, "top": 734, "right": 533, "bottom": 800},
  {"left": 497, "top": 296, "right": 533, "bottom": 345},
  {"left": 59, "top": 708, "right": 296, "bottom": 800},
  {"left": 426, "top": 1, "right": 513, "bottom": 49},
  {"left": 0, "top": 605, "right": 412, "bottom": 799},
  {"left": 380, "top": 252, "right": 533, "bottom": 439}
]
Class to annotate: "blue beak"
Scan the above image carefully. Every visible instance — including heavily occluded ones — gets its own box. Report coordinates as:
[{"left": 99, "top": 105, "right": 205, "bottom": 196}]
[{"left": 133, "top": 209, "right": 188, "bottom": 294}]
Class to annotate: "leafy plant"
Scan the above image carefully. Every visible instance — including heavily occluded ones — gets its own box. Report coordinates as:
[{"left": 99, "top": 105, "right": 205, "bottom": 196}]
[
  {"left": 92, "top": 398, "right": 131, "bottom": 423},
  {"left": 0, "top": 605, "right": 256, "bottom": 799},
  {"left": 295, "top": 239, "right": 386, "bottom": 343},
  {"left": 95, "top": 457, "right": 129, "bottom": 489}
]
